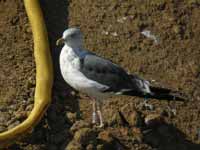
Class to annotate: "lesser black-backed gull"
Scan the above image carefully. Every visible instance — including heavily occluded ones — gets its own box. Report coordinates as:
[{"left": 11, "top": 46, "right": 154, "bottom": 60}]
[{"left": 56, "top": 28, "right": 184, "bottom": 127}]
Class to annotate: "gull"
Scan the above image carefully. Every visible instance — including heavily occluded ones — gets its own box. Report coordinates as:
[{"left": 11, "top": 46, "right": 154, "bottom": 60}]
[{"left": 56, "top": 28, "right": 184, "bottom": 127}]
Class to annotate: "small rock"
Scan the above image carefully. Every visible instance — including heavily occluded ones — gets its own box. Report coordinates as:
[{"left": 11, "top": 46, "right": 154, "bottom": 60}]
[
  {"left": 173, "top": 25, "right": 181, "bottom": 34},
  {"left": 0, "top": 106, "right": 7, "bottom": 111},
  {"left": 131, "top": 127, "right": 143, "bottom": 143},
  {"left": 74, "top": 128, "right": 96, "bottom": 146},
  {"left": 25, "top": 104, "right": 34, "bottom": 111},
  {"left": 7, "top": 120, "right": 20, "bottom": 130},
  {"left": 120, "top": 103, "right": 141, "bottom": 126},
  {"left": 111, "top": 32, "right": 118, "bottom": 37},
  {"left": 96, "top": 144, "right": 104, "bottom": 150},
  {"left": 65, "top": 141, "right": 82, "bottom": 150},
  {"left": 26, "top": 76, "right": 36, "bottom": 88},
  {"left": 10, "top": 16, "right": 19, "bottom": 25},
  {"left": 0, "top": 113, "right": 11, "bottom": 123},
  {"left": 104, "top": 109, "right": 121, "bottom": 126},
  {"left": 25, "top": 24, "right": 32, "bottom": 33},
  {"left": 9, "top": 104, "right": 18, "bottom": 111},
  {"left": 98, "top": 131, "right": 119, "bottom": 149},
  {"left": 15, "top": 111, "right": 28, "bottom": 120},
  {"left": 145, "top": 114, "right": 163, "bottom": 127},
  {"left": 0, "top": 125, "right": 6, "bottom": 132},
  {"left": 118, "top": 127, "right": 129, "bottom": 136},
  {"left": 141, "top": 30, "right": 159, "bottom": 44},
  {"left": 86, "top": 144, "right": 94, "bottom": 150},
  {"left": 6, "top": 117, "right": 17, "bottom": 126},
  {"left": 98, "top": 131, "right": 113, "bottom": 143},
  {"left": 66, "top": 112, "right": 77, "bottom": 123},
  {"left": 102, "top": 30, "right": 109, "bottom": 35},
  {"left": 70, "top": 120, "right": 90, "bottom": 133},
  {"left": 187, "top": 0, "right": 199, "bottom": 6},
  {"left": 150, "top": 0, "right": 166, "bottom": 10}
]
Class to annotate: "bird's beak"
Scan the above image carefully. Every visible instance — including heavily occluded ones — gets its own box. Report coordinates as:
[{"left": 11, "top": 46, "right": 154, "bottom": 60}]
[{"left": 56, "top": 38, "right": 65, "bottom": 46}]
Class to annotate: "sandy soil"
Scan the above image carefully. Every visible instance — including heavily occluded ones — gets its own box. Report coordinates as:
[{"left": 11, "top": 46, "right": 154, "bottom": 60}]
[
  {"left": 1, "top": 0, "right": 200, "bottom": 150},
  {"left": 0, "top": 0, "right": 35, "bottom": 133}
]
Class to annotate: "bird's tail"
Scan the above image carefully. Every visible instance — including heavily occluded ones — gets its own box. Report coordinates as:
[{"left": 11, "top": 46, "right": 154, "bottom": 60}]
[
  {"left": 123, "top": 86, "right": 185, "bottom": 101},
  {"left": 148, "top": 86, "right": 185, "bottom": 101},
  {"left": 124, "top": 75, "right": 186, "bottom": 101}
]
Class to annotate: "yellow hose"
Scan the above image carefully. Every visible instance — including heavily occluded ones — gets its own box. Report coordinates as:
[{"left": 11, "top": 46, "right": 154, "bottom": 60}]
[{"left": 0, "top": 0, "right": 53, "bottom": 148}]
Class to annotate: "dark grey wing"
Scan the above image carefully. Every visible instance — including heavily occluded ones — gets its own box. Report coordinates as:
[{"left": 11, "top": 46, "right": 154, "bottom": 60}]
[{"left": 80, "top": 54, "right": 138, "bottom": 93}]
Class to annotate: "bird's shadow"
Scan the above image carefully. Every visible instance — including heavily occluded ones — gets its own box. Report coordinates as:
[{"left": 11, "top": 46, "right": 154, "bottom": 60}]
[
  {"left": 39, "top": 0, "right": 81, "bottom": 117},
  {"left": 143, "top": 122, "right": 200, "bottom": 150}
]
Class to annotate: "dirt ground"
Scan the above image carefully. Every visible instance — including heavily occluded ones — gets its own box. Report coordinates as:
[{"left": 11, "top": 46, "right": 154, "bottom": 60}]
[
  {"left": 1, "top": 0, "right": 200, "bottom": 150},
  {"left": 0, "top": 0, "right": 35, "bottom": 133}
]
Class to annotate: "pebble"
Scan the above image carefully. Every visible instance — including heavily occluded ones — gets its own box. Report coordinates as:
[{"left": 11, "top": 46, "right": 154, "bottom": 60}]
[
  {"left": 0, "top": 105, "right": 7, "bottom": 111},
  {"left": 0, "top": 125, "right": 6, "bottom": 132},
  {"left": 172, "top": 24, "right": 179, "bottom": 33},
  {"left": 7, "top": 120, "right": 20, "bottom": 130},
  {"left": 86, "top": 144, "right": 94, "bottom": 150},
  {"left": 141, "top": 30, "right": 159, "bottom": 44},
  {"left": 25, "top": 104, "right": 34, "bottom": 111},
  {"left": 15, "top": 111, "right": 28, "bottom": 120},
  {"left": 10, "top": 16, "right": 19, "bottom": 25},
  {"left": 145, "top": 114, "right": 163, "bottom": 127},
  {"left": 66, "top": 112, "right": 77, "bottom": 124},
  {"left": 111, "top": 32, "right": 118, "bottom": 37},
  {"left": 98, "top": 130, "right": 113, "bottom": 143},
  {"left": 120, "top": 103, "right": 141, "bottom": 126},
  {"left": 0, "top": 113, "right": 11, "bottom": 123},
  {"left": 96, "top": 144, "right": 104, "bottom": 150},
  {"left": 65, "top": 141, "right": 82, "bottom": 150},
  {"left": 131, "top": 127, "right": 143, "bottom": 143},
  {"left": 104, "top": 109, "right": 121, "bottom": 126},
  {"left": 25, "top": 24, "right": 32, "bottom": 33},
  {"left": 97, "top": 130, "right": 122, "bottom": 149},
  {"left": 74, "top": 128, "right": 96, "bottom": 146},
  {"left": 70, "top": 120, "right": 90, "bottom": 133}
]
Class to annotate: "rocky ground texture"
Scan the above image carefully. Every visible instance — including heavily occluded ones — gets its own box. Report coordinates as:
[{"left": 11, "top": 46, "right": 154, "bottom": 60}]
[{"left": 1, "top": 0, "right": 200, "bottom": 150}]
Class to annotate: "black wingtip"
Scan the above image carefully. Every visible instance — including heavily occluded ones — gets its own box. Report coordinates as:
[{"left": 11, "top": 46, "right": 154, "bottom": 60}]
[
  {"left": 123, "top": 86, "right": 187, "bottom": 101},
  {"left": 148, "top": 86, "right": 187, "bottom": 101},
  {"left": 147, "top": 93, "right": 186, "bottom": 101}
]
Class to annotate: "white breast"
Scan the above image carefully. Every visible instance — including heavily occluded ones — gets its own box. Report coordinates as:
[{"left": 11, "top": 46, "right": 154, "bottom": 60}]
[{"left": 59, "top": 46, "right": 110, "bottom": 99}]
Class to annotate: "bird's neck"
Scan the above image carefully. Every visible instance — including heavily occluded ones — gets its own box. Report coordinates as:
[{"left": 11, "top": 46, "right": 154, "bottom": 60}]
[
  {"left": 65, "top": 40, "right": 83, "bottom": 49},
  {"left": 66, "top": 44, "right": 83, "bottom": 50},
  {"left": 63, "top": 44, "right": 86, "bottom": 59}
]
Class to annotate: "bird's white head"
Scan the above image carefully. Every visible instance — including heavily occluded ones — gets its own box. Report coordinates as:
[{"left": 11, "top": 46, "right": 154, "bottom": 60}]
[{"left": 56, "top": 28, "right": 83, "bottom": 48}]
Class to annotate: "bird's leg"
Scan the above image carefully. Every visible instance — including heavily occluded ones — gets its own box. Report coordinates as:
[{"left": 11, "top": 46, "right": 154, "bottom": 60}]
[
  {"left": 96, "top": 101, "right": 104, "bottom": 128},
  {"left": 92, "top": 99, "right": 98, "bottom": 124}
]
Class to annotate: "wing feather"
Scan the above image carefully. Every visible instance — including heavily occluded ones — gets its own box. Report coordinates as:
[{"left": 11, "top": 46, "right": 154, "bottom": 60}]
[{"left": 80, "top": 54, "right": 134, "bottom": 92}]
